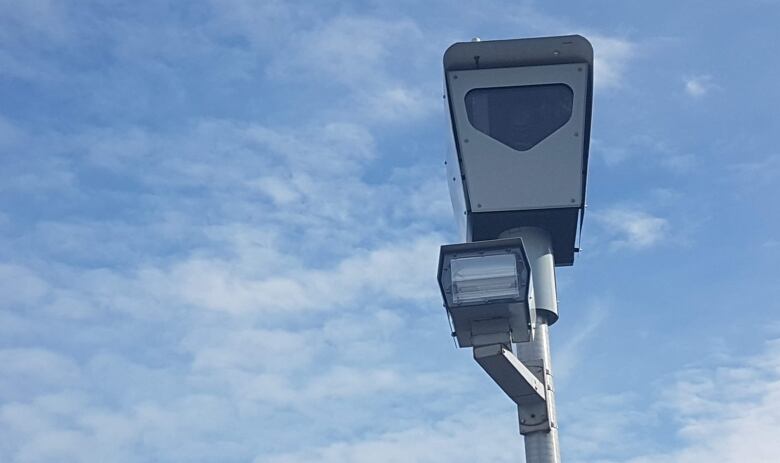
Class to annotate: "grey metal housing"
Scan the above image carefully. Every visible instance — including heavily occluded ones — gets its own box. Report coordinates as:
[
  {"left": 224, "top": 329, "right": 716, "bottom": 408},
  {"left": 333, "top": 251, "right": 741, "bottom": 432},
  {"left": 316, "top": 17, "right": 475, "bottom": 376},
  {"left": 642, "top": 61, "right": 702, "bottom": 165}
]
[{"left": 444, "top": 35, "right": 594, "bottom": 266}]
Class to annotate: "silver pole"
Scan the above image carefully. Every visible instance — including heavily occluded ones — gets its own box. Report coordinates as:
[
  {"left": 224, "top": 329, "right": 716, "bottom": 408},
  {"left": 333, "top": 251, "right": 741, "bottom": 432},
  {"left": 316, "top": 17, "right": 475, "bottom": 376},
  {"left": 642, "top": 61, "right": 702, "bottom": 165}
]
[
  {"left": 516, "top": 315, "right": 559, "bottom": 463},
  {"left": 501, "top": 227, "right": 561, "bottom": 463}
]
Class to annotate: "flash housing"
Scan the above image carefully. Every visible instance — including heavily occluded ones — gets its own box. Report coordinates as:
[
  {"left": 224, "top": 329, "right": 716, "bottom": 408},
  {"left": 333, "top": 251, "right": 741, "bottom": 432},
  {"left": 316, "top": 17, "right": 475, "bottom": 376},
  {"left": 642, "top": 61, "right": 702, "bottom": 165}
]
[{"left": 438, "top": 237, "right": 535, "bottom": 348}]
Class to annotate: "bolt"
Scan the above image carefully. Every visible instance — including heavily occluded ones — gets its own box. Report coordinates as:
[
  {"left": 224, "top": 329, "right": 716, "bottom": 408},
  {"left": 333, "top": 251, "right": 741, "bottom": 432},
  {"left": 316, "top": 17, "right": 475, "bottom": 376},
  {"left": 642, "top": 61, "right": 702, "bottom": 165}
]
[
  {"left": 453, "top": 75, "right": 458, "bottom": 80},
  {"left": 463, "top": 138, "right": 469, "bottom": 143},
  {"left": 477, "top": 203, "right": 482, "bottom": 208}
]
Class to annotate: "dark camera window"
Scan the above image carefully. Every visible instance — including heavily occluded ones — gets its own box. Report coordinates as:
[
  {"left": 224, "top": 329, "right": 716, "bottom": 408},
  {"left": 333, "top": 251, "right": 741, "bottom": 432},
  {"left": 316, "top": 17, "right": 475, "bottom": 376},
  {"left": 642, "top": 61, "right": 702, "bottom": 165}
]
[{"left": 465, "top": 84, "right": 574, "bottom": 151}]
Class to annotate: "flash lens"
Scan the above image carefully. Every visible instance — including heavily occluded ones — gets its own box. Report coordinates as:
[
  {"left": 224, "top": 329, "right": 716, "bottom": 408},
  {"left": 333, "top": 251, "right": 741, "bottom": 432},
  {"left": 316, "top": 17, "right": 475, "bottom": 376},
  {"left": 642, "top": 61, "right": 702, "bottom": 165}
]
[{"left": 450, "top": 254, "right": 520, "bottom": 304}]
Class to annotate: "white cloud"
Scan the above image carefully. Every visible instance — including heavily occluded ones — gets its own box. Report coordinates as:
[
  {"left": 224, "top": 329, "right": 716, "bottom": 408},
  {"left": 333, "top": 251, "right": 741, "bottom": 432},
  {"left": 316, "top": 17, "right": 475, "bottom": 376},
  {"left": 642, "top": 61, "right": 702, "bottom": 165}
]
[
  {"left": 555, "top": 300, "right": 607, "bottom": 381},
  {"left": 618, "top": 339, "right": 780, "bottom": 463},
  {"left": 267, "top": 16, "right": 422, "bottom": 86},
  {"left": 730, "top": 153, "right": 780, "bottom": 188},
  {"left": 266, "top": 15, "right": 437, "bottom": 123},
  {"left": 684, "top": 74, "right": 717, "bottom": 98},
  {"left": 0, "top": 349, "right": 81, "bottom": 399},
  {"left": 593, "top": 208, "right": 670, "bottom": 249},
  {"left": 205, "top": 0, "right": 301, "bottom": 50},
  {"left": 0, "top": 264, "right": 49, "bottom": 308},
  {"left": 251, "top": 176, "right": 301, "bottom": 205},
  {"left": 589, "top": 35, "right": 635, "bottom": 89},
  {"left": 592, "top": 133, "right": 698, "bottom": 172},
  {"left": 357, "top": 85, "right": 438, "bottom": 122},
  {"left": 563, "top": 392, "right": 657, "bottom": 461},
  {"left": 1, "top": 391, "right": 248, "bottom": 462},
  {"left": 660, "top": 152, "right": 698, "bottom": 173},
  {"left": 145, "top": 233, "right": 441, "bottom": 315},
  {"left": 258, "top": 405, "right": 523, "bottom": 463}
]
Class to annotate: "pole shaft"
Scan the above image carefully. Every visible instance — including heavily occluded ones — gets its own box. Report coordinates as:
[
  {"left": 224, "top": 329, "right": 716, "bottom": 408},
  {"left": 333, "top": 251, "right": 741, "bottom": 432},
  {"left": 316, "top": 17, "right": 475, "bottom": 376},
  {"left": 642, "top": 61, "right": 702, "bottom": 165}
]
[
  {"left": 517, "top": 315, "right": 560, "bottom": 463},
  {"left": 502, "top": 227, "right": 561, "bottom": 463}
]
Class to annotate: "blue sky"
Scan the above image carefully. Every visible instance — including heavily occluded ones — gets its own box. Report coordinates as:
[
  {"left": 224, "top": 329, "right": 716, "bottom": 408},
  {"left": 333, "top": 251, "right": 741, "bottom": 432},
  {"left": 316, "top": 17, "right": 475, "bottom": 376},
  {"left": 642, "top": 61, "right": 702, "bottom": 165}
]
[{"left": 1, "top": 1, "right": 779, "bottom": 462}]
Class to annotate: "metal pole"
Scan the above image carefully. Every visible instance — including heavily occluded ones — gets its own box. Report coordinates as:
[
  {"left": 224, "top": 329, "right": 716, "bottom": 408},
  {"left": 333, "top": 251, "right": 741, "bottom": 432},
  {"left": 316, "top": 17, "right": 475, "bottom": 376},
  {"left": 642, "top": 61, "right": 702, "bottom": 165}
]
[
  {"left": 516, "top": 316, "right": 559, "bottom": 463},
  {"left": 501, "top": 227, "right": 561, "bottom": 463}
]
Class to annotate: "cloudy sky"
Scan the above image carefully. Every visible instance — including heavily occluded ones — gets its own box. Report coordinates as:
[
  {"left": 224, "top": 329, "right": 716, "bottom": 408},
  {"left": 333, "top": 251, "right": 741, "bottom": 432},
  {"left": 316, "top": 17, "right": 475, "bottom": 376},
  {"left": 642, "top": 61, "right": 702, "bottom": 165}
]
[{"left": 2, "top": 1, "right": 779, "bottom": 462}]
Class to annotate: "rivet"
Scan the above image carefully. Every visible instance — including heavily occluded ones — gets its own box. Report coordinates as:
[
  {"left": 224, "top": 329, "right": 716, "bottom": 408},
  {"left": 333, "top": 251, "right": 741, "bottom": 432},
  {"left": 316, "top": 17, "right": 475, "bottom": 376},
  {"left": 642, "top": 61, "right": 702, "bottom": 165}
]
[{"left": 463, "top": 139, "right": 469, "bottom": 143}]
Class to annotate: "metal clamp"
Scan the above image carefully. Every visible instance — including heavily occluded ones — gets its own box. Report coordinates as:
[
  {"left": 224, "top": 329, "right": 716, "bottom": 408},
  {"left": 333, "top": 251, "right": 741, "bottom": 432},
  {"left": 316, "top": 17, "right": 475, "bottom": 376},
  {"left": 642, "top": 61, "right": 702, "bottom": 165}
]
[{"left": 517, "top": 359, "right": 554, "bottom": 434}]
